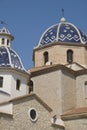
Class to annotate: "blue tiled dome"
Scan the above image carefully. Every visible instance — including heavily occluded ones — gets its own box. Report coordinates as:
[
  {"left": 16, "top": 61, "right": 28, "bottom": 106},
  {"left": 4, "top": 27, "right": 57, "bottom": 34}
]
[
  {"left": 38, "top": 18, "right": 87, "bottom": 46},
  {"left": 0, "top": 47, "right": 25, "bottom": 71},
  {"left": 0, "top": 27, "right": 25, "bottom": 71}
]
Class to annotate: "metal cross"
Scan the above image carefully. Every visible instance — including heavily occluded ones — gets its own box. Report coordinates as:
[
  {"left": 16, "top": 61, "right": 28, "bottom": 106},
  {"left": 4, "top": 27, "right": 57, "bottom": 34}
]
[{"left": 62, "top": 9, "right": 64, "bottom": 17}]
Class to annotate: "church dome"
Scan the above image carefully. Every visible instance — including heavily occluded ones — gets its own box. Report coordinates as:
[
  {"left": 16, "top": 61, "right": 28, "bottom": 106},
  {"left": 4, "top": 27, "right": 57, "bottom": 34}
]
[
  {"left": 0, "top": 47, "right": 25, "bottom": 71},
  {"left": 0, "top": 27, "right": 25, "bottom": 71},
  {"left": 38, "top": 17, "right": 87, "bottom": 46}
]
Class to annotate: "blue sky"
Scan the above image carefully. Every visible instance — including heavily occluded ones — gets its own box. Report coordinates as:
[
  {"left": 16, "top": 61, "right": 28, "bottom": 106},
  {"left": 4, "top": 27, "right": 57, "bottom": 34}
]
[{"left": 0, "top": 0, "right": 87, "bottom": 69}]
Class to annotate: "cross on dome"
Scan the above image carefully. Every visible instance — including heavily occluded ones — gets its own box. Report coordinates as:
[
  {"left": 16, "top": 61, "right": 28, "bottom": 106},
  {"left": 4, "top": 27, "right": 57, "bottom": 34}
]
[{"left": 61, "top": 9, "right": 64, "bottom": 17}]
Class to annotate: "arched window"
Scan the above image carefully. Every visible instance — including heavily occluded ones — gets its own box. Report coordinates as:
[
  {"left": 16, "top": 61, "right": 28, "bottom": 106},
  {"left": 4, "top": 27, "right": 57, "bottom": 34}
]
[
  {"left": 67, "top": 50, "right": 73, "bottom": 63},
  {"left": 2, "top": 38, "right": 4, "bottom": 45},
  {"left": 7, "top": 39, "right": 9, "bottom": 46},
  {"left": 43, "top": 51, "right": 49, "bottom": 64},
  {"left": 16, "top": 79, "right": 21, "bottom": 91},
  {"left": 29, "top": 80, "right": 33, "bottom": 94},
  {"left": 0, "top": 76, "right": 3, "bottom": 88}
]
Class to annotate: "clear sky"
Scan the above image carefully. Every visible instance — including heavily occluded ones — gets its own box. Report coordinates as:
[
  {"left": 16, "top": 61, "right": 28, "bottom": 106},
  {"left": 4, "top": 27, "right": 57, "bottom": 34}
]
[{"left": 0, "top": 0, "right": 87, "bottom": 69}]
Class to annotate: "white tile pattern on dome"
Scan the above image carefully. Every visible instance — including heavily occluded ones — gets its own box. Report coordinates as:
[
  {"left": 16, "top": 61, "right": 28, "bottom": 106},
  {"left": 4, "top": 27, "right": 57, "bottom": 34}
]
[
  {"left": 38, "top": 18, "right": 87, "bottom": 46},
  {"left": 0, "top": 47, "right": 25, "bottom": 71},
  {"left": 0, "top": 26, "right": 25, "bottom": 71}
]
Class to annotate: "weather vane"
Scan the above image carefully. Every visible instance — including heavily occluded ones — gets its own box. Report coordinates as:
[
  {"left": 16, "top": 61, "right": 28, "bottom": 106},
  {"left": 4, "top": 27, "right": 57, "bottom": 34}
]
[{"left": 61, "top": 8, "right": 64, "bottom": 17}]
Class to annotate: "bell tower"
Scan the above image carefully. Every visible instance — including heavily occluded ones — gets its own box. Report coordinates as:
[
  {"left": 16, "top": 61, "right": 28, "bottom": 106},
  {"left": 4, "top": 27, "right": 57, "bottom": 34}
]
[{"left": 33, "top": 17, "right": 87, "bottom": 68}]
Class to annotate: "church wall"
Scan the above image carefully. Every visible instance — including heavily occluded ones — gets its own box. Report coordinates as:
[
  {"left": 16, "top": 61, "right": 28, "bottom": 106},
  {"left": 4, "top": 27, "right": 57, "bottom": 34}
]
[
  {"left": 0, "top": 94, "right": 10, "bottom": 103},
  {"left": 31, "top": 69, "right": 77, "bottom": 115},
  {"left": 0, "top": 103, "right": 12, "bottom": 114},
  {"left": 11, "top": 72, "right": 28, "bottom": 98},
  {"left": 0, "top": 71, "right": 29, "bottom": 102},
  {"left": 76, "top": 74, "right": 87, "bottom": 107},
  {"left": 0, "top": 72, "right": 12, "bottom": 95},
  {"left": 34, "top": 44, "right": 86, "bottom": 67},
  {"left": 84, "top": 47, "right": 87, "bottom": 65},
  {"left": 0, "top": 71, "right": 12, "bottom": 103},
  {"left": 0, "top": 97, "right": 61, "bottom": 130},
  {"left": 31, "top": 70, "right": 63, "bottom": 116},
  {"left": 61, "top": 71, "right": 76, "bottom": 112}
]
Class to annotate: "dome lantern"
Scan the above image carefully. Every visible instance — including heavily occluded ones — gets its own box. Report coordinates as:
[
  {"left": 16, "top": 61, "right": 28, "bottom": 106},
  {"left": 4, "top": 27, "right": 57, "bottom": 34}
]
[
  {"left": 0, "top": 27, "right": 14, "bottom": 47},
  {"left": 0, "top": 26, "right": 25, "bottom": 71}
]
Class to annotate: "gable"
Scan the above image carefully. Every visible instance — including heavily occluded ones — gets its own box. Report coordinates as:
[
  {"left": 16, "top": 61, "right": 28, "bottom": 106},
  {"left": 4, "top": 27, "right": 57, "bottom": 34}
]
[{"left": 11, "top": 94, "right": 52, "bottom": 112}]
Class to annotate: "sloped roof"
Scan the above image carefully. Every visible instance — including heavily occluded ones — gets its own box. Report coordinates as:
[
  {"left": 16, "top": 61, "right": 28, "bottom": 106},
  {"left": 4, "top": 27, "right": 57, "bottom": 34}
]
[
  {"left": 11, "top": 93, "right": 52, "bottom": 112},
  {"left": 0, "top": 93, "right": 52, "bottom": 113},
  {"left": 61, "top": 107, "right": 87, "bottom": 120},
  {"left": 28, "top": 64, "right": 87, "bottom": 78},
  {"left": 29, "top": 64, "right": 76, "bottom": 77}
]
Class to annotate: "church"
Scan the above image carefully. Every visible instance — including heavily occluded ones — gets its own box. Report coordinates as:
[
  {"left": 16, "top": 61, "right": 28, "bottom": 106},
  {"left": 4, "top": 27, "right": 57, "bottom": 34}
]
[{"left": 0, "top": 16, "right": 87, "bottom": 130}]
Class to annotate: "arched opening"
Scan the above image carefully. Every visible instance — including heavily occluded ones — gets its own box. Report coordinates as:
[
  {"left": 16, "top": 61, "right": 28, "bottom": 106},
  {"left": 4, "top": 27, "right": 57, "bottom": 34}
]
[
  {"left": 2, "top": 38, "right": 5, "bottom": 45},
  {"left": 7, "top": 39, "right": 9, "bottom": 46},
  {"left": 0, "top": 76, "right": 3, "bottom": 88},
  {"left": 29, "top": 80, "right": 33, "bottom": 94},
  {"left": 16, "top": 79, "right": 21, "bottom": 91},
  {"left": 43, "top": 51, "right": 49, "bottom": 64},
  {"left": 67, "top": 50, "right": 73, "bottom": 63}
]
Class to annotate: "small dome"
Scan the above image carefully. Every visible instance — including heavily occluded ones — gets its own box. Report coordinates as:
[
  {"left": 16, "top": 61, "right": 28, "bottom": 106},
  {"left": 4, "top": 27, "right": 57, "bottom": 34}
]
[
  {"left": 38, "top": 18, "right": 87, "bottom": 46},
  {"left": 0, "top": 27, "right": 25, "bottom": 71},
  {"left": 0, "top": 46, "right": 25, "bottom": 71}
]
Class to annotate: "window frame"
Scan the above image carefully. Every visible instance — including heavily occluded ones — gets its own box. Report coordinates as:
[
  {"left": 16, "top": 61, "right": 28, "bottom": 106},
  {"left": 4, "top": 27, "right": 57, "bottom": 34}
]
[
  {"left": 84, "top": 81, "right": 87, "bottom": 98},
  {"left": 2, "top": 38, "right": 5, "bottom": 45},
  {"left": 16, "top": 79, "right": 21, "bottom": 91},
  {"left": 43, "top": 51, "right": 49, "bottom": 64},
  {"left": 7, "top": 39, "right": 9, "bottom": 46},
  {"left": 67, "top": 49, "right": 73, "bottom": 63},
  {"left": 0, "top": 76, "right": 3, "bottom": 88},
  {"left": 28, "top": 108, "right": 38, "bottom": 122},
  {"left": 29, "top": 80, "right": 33, "bottom": 94}
]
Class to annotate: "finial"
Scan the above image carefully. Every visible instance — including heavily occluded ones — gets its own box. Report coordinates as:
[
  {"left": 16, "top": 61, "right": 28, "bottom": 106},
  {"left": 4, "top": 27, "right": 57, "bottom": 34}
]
[{"left": 60, "top": 8, "right": 66, "bottom": 23}]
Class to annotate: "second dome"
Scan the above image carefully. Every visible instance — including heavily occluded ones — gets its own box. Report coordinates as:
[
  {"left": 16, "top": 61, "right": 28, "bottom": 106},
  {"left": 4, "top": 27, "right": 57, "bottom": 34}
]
[{"left": 38, "top": 18, "right": 87, "bottom": 46}]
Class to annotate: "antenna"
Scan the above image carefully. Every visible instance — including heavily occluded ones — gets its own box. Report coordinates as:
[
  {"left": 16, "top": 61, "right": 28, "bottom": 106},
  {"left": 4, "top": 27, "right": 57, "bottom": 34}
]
[{"left": 61, "top": 8, "right": 64, "bottom": 17}]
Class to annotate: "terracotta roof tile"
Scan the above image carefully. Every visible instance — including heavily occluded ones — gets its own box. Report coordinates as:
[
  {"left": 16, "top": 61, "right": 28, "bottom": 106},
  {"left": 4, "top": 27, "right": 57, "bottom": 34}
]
[
  {"left": 61, "top": 107, "right": 87, "bottom": 120},
  {"left": 0, "top": 93, "right": 52, "bottom": 113},
  {"left": 28, "top": 64, "right": 76, "bottom": 77},
  {"left": 28, "top": 63, "right": 87, "bottom": 78}
]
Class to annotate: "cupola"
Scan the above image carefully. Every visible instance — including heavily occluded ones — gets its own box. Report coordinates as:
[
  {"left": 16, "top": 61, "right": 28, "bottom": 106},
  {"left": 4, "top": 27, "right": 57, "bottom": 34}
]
[
  {"left": 0, "top": 26, "right": 25, "bottom": 71},
  {"left": 0, "top": 27, "right": 14, "bottom": 47}
]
